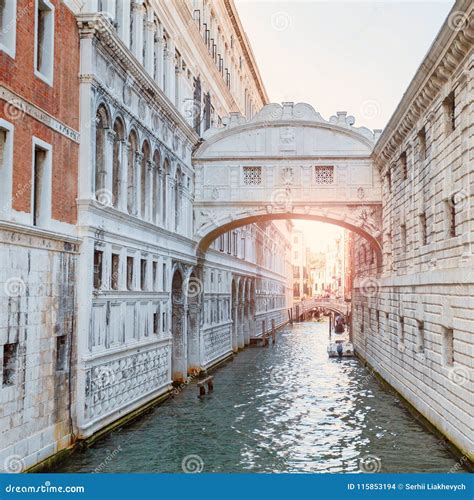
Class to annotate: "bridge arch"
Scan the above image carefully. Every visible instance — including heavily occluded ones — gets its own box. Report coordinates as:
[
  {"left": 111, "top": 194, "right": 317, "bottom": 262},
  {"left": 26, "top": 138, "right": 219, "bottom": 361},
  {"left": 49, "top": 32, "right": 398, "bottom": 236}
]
[{"left": 193, "top": 102, "right": 383, "bottom": 264}]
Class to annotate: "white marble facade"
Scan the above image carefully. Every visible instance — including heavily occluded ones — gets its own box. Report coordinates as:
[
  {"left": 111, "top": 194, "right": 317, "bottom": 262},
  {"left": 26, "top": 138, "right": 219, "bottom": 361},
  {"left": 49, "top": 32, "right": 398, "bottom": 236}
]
[{"left": 71, "top": 1, "right": 292, "bottom": 439}]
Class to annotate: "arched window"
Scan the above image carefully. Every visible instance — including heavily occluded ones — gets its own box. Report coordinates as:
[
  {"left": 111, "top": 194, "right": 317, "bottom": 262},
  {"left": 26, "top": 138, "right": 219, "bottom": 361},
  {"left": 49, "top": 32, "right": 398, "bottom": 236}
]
[
  {"left": 141, "top": 140, "right": 150, "bottom": 218},
  {"left": 152, "top": 149, "right": 160, "bottom": 224},
  {"left": 94, "top": 105, "right": 109, "bottom": 197},
  {"left": 127, "top": 130, "right": 138, "bottom": 214},
  {"left": 112, "top": 117, "right": 125, "bottom": 208}
]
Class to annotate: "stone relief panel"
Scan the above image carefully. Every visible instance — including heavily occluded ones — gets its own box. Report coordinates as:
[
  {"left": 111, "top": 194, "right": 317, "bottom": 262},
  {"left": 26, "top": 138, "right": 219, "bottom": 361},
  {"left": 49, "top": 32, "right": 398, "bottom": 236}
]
[
  {"left": 84, "top": 345, "right": 170, "bottom": 420},
  {"left": 203, "top": 327, "right": 232, "bottom": 366}
]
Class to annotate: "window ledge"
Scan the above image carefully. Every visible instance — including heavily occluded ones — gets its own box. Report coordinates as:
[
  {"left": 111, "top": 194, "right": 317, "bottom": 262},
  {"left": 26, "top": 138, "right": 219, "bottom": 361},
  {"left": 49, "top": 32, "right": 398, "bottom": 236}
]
[
  {"left": 0, "top": 43, "right": 16, "bottom": 59},
  {"left": 34, "top": 68, "right": 54, "bottom": 87}
]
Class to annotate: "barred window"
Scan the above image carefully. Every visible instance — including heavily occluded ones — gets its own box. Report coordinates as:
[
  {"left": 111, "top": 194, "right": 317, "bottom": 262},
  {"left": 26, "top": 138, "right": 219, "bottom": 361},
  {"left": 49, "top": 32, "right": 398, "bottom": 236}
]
[
  {"left": 314, "top": 166, "right": 334, "bottom": 184},
  {"left": 243, "top": 166, "right": 262, "bottom": 185}
]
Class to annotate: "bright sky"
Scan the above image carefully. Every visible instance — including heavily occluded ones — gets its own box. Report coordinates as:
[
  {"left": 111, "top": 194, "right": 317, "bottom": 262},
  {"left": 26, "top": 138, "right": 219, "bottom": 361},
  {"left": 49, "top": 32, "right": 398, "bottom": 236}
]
[
  {"left": 235, "top": 0, "right": 454, "bottom": 130},
  {"left": 234, "top": 0, "right": 454, "bottom": 251}
]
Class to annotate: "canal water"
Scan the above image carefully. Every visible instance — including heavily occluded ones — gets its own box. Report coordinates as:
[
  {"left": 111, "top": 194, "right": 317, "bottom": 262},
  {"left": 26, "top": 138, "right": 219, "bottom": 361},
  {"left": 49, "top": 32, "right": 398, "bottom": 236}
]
[{"left": 54, "top": 320, "right": 465, "bottom": 473}]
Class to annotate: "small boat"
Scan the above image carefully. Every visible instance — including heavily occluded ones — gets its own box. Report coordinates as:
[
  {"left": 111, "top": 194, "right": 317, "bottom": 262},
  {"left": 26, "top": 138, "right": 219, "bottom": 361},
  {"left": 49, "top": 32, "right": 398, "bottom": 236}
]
[
  {"left": 327, "top": 329, "right": 354, "bottom": 358},
  {"left": 327, "top": 339, "right": 354, "bottom": 358}
]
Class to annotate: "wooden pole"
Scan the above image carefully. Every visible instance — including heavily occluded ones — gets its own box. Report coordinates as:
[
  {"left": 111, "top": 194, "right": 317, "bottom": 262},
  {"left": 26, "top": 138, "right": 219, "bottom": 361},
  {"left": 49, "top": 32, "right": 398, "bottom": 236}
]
[
  {"left": 262, "top": 319, "right": 267, "bottom": 346},
  {"left": 271, "top": 319, "right": 276, "bottom": 344}
]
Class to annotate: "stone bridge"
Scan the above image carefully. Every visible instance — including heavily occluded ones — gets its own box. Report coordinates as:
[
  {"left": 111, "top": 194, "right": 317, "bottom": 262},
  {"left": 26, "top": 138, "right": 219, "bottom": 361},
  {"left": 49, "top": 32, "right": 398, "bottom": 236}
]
[
  {"left": 293, "top": 298, "right": 351, "bottom": 319},
  {"left": 192, "top": 102, "right": 383, "bottom": 263}
]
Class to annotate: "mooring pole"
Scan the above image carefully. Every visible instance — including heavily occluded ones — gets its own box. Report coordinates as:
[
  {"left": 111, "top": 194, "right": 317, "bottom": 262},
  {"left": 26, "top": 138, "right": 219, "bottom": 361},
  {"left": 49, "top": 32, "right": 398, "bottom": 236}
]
[
  {"left": 329, "top": 313, "right": 332, "bottom": 339},
  {"left": 262, "top": 319, "right": 267, "bottom": 346},
  {"left": 271, "top": 319, "right": 276, "bottom": 344}
]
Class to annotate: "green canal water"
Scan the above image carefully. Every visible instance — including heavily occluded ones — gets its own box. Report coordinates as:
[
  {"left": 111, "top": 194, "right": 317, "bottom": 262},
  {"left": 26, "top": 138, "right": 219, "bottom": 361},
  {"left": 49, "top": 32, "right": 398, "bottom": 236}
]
[{"left": 54, "top": 320, "right": 466, "bottom": 473}]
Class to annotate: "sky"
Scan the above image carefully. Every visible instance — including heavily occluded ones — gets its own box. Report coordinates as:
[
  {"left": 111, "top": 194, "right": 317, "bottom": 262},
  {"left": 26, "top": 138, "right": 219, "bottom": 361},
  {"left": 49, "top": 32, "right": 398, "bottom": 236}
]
[{"left": 234, "top": 0, "right": 454, "bottom": 251}]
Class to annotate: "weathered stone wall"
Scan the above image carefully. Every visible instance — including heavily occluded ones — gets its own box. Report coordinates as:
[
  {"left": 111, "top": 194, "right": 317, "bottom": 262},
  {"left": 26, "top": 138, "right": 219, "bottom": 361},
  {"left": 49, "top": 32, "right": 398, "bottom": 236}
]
[
  {"left": 0, "top": 227, "right": 78, "bottom": 472},
  {"left": 352, "top": 7, "right": 473, "bottom": 460}
]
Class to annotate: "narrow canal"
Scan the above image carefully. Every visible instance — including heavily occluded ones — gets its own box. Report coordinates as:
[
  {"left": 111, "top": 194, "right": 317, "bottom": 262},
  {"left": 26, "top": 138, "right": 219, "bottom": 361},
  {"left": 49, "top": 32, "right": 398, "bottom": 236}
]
[{"left": 54, "top": 320, "right": 465, "bottom": 473}]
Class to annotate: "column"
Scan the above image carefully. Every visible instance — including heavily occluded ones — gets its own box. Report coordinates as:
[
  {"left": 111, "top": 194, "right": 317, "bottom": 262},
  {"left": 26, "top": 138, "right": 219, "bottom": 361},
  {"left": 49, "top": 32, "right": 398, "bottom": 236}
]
[
  {"left": 162, "top": 170, "right": 168, "bottom": 228},
  {"left": 78, "top": 33, "right": 94, "bottom": 199},
  {"left": 134, "top": 151, "right": 143, "bottom": 217},
  {"left": 144, "top": 13, "right": 155, "bottom": 76},
  {"left": 154, "top": 25, "right": 164, "bottom": 87},
  {"left": 238, "top": 303, "right": 245, "bottom": 349},
  {"left": 165, "top": 40, "right": 175, "bottom": 102},
  {"left": 146, "top": 159, "right": 153, "bottom": 222},
  {"left": 118, "top": 140, "right": 128, "bottom": 212},
  {"left": 232, "top": 303, "right": 238, "bottom": 353},
  {"left": 175, "top": 64, "right": 181, "bottom": 109},
  {"left": 102, "top": 0, "right": 116, "bottom": 18},
  {"left": 104, "top": 129, "right": 116, "bottom": 198},
  {"left": 117, "top": 0, "right": 130, "bottom": 48},
  {"left": 157, "top": 166, "right": 164, "bottom": 226},
  {"left": 167, "top": 174, "right": 175, "bottom": 231},
  {"left": 131, "top": 0, "right": 144, "bottom": 64}
]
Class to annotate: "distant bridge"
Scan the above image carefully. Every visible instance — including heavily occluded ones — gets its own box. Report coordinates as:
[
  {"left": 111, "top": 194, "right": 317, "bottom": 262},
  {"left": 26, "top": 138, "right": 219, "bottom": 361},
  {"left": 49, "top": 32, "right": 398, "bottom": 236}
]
[{"left": 292, "top": 298, "right": 351, "bottom": 320}]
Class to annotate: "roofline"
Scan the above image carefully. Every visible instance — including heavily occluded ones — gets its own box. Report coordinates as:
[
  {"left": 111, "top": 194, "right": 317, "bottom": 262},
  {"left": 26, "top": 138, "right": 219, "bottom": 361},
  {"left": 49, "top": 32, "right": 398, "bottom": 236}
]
[
  {"left": 374, "top": 0, "right": 473, "bottom": 159},
  {"left": 223, "top": 0, "right": 270, "bottom": 106}
]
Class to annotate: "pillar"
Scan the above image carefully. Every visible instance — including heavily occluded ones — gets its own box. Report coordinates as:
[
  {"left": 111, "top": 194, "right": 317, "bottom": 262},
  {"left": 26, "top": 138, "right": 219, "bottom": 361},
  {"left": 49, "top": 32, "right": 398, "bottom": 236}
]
[
  {"left": 134, "top": 151, "right": 143, "bottom": 216},
  {"left": 144, "top": 15, "right": 155, "bottom": 76},
  {"left": 232, "top": 304, "right": 238, "bottom": 353},
  {"left": 131, "top": 0, "right": 144, "bottom": 64},
  {"left": 165, "top": 41, "right": 175, "bottom": 102},
  {"left": 154, "top": 25, "right": 164, "bottom": 86},
  {"left": 104, "top": 129, "right": 115, "bottom": 198},
  {"left": 118, "top": 140, "right": 128, "bottom": 212},
  {"left": 238, "top": 303, "right": 245, "bottom": 349},
  {"left": 117, "top": 0, "right": 130, "bottom": 48},
  {"left": 146, "top": 159, "right": 153, "bottom": 222}
]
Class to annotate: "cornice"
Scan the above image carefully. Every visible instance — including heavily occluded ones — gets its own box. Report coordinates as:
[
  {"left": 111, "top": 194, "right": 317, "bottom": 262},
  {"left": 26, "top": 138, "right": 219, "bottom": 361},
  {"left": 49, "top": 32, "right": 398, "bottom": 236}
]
[
  {"left": 76, "top": 14, "right": 199, "bottom": 146},
  {"left": 172, "top": 0, "right": 242, "bottom": 114},
  {"left": 373, "top": 0, "right": 473, "bottom": 169},
  {"left": 222, "top": 0, "right": 269, "bottom": 105}
]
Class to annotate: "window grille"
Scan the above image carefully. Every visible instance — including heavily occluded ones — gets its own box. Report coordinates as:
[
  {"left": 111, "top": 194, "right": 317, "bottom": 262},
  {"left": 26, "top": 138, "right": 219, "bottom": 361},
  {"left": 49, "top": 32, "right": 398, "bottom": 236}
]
[
  {"left": 243, "top": 166, "right": 262, "bottom": 185},
  {"left": 314, "top": 166, "right": 334, "bottom": 184}
]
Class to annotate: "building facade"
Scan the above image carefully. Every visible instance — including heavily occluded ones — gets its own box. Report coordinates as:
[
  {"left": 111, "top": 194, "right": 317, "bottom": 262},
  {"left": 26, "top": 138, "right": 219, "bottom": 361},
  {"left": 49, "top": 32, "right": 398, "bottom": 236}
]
[
  {"left": 351, "top": 0, "right": 473, "bottom": 460},
  {"left": 0, "top": 0, "right": 472, "bottom": 473},
  {"left": 70, "top": 0, "right": 291, "bottom": 439},
  {"left": 0, "top": 0, "right": 80, "bottom": 472},
  {"left": 0, "top": 0, "right": 292, "bottom": 471}
]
